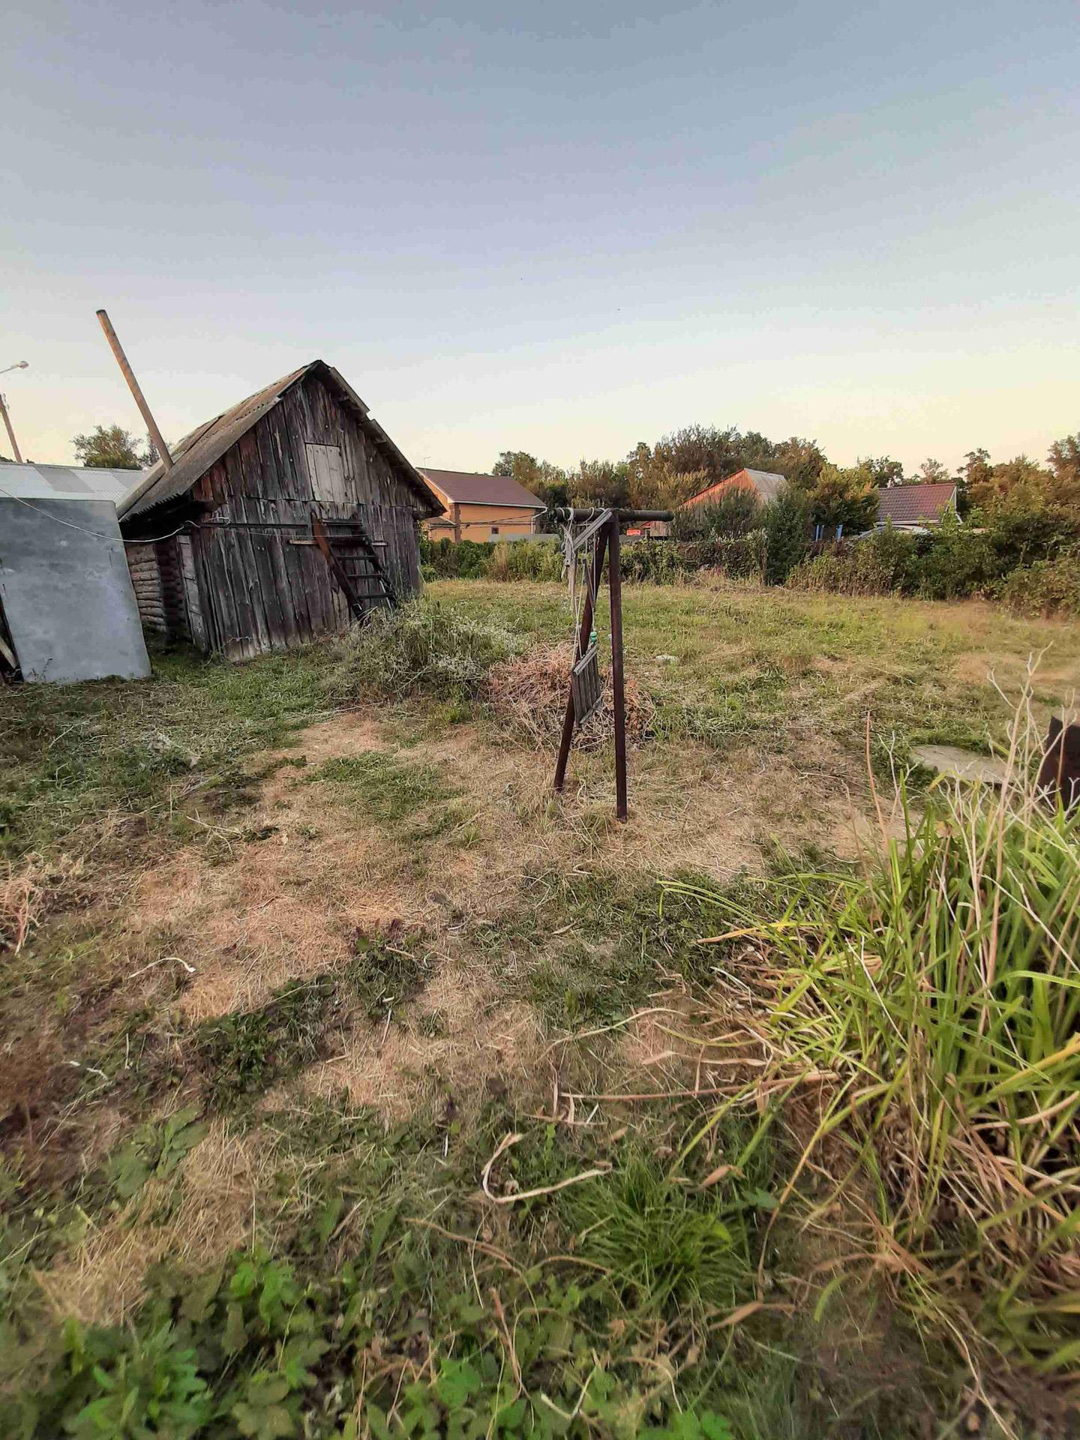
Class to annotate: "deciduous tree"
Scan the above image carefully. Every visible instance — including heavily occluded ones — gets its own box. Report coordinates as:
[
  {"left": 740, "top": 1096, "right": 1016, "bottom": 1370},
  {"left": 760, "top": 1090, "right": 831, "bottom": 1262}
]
[
  {"left": 918, "top": 458, "right": 951, "bottom": 483},
  {"left": 804, "top": 463, "right": 879, "bottom": 533},
  {"left": 859, "top": 455, "right": 905, "bottom": 487},
  {"left": 72, "top": 425, "right": 156, "bottom": 469}
]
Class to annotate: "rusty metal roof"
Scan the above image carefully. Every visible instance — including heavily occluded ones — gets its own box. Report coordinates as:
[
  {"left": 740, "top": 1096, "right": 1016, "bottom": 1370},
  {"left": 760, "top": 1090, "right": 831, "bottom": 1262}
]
[
  {"left": 684, "top": 468, "right": 787, "bottom": 508},
  {"left": 876, "top": 482, "right": 957, "bottom": 526},
  {"left": 418, "top": 469, "right": 545, "bottom": 509},
  {"left": 118, "top": 362, "right": 441, "bottom": 520}
]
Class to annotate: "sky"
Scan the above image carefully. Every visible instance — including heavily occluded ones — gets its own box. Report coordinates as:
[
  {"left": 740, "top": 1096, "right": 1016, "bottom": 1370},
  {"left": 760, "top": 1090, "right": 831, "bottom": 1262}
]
[{"left": 2, "top": 0, "right": 1078, "bottom": 476}]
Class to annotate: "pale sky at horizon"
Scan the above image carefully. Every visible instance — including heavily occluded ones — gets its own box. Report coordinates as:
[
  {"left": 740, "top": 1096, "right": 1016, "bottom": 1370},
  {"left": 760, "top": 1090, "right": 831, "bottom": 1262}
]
[{"left": 3, "top": 0, "right": 1078, "bottom": 477}]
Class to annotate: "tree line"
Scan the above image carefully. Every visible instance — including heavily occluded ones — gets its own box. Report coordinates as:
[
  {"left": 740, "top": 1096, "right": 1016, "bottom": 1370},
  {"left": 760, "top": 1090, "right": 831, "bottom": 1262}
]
[{"left": 493, "top": 426, "right": 1080, "bottom": 535}]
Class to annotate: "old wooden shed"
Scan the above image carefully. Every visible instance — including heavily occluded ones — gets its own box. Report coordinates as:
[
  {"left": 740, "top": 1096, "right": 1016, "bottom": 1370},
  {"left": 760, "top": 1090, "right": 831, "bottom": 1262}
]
[{"left": 117, "top": 362, "right": 442, "bottom": 660}]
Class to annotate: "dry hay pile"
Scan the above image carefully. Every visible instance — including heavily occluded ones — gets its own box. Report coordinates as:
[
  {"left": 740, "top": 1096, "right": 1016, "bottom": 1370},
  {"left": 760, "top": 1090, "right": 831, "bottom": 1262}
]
[{"left": 485, "top": 644, "right": 655, "bottom": 751}]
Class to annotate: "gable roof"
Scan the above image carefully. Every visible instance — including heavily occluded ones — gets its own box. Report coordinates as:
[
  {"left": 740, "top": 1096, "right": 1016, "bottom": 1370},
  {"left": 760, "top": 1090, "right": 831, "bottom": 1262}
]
[
  {"left": 118, "top": 361, "right": 441, "bottom": 520},
  {"left": 877, "top": 482, "right": 956, "bottom": 526},
  {"left": 0, "top": 461, "right": 144, "bottom": 504},
  {"left": 419, "top": 469, "right": 545, "bottom": 510},
  {"left": 684, "top": 468, "right": 786, "bottom": 508}
]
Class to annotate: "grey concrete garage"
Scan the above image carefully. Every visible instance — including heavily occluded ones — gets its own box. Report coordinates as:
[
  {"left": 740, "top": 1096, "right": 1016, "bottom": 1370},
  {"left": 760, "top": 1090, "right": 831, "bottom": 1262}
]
[{"left": 0, "top": 463, "right": 150, "bottom": 683}]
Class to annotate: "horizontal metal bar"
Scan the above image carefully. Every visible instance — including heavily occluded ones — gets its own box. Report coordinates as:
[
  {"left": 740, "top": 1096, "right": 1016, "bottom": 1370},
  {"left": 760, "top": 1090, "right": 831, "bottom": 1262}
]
[{"left": 551, "top": 507, "right": 673, "bottom": 523}]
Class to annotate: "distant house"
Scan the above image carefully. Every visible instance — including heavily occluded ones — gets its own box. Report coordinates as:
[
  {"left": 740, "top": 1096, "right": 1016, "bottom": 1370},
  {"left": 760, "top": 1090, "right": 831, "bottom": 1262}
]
[
  {"left": 117, "top": 361, "right": 442, "bottom": 660},
  {"left": 682, "top": 468, "right": 787, "bottom": 511},
  {"left": 419, "top": 469, "right": 545, "bottom": 542},
  {"left": 876, "top": 482, "right": 957, "bottom": 531}
]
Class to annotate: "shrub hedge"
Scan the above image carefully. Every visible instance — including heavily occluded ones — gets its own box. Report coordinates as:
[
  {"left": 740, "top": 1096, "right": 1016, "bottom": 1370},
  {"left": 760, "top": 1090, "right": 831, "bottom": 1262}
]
[
  {"left": 997, "top": 549, "right": 1080, "bottom": 617},
  {"left": 418, "top": 509, "right": 1080, "bottom": 611}
]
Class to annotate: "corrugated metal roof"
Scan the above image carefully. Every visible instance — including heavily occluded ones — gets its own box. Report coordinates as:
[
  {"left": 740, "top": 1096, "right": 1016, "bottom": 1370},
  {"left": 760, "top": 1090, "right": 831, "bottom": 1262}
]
[
  {"left": 0, "top": 460, "right": 144, "bottom": 503},
  {"left": 877, "top": 483, "right": 956, "bottom": 526},
  {"left": 684, "top": 468, "right": 787, "bottom": 508},
  {"left": 419, "top": 469, "right": 545, "bottom": 509},
  {"left": 118, "top": 361, "right": 441, "bottom": 520}
]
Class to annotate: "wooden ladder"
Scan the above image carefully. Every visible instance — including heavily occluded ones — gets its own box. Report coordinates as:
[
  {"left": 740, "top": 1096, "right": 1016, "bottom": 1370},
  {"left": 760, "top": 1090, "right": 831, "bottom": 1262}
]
[{"left": 311, "top": 514, "right": 395, "bottom": 623}]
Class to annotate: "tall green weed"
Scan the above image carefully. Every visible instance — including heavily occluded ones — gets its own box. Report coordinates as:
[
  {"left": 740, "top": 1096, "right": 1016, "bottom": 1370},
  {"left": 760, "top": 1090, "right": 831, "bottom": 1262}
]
[{"left": 668, "top": 701, "right": 1080, "bottom": 1375}]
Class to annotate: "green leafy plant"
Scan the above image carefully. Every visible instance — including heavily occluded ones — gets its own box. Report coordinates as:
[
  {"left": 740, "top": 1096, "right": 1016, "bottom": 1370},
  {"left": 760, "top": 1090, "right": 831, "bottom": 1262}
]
[
  {"left": 997, "top": 547, "right": 1080, "bottom": 617},
  {"left": 787, "top": 524, "right": 920, "bottom": 597},
  {"left": 487, "top": 538, "right": 565, "bottom": 582},
  {"left": 103, "top": 1106, "right": 209, "bottom": 1201},
  {"left": 668, "top": 485, "right": 763, "bottom": 542},
  {"left": 30, "top": 1317, "right": 212, "bottom": 1439},
  {"left": 194, "top": 975, "right": 340, "bottom": 1107}
]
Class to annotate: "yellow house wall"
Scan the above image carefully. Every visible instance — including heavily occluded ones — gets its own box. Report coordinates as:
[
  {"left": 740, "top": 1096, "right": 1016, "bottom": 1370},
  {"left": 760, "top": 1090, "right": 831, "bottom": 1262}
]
[{"left": 423, "top": 497, "right": 539, "bottom": 541}]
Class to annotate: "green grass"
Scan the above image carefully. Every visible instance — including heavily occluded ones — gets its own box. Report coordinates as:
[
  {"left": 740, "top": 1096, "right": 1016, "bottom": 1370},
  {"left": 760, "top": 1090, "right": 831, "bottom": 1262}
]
[
  {"left": 307, "top": 752, "right": 452, "bottom": 825},
  {"left": 194, "top": 937, "right": 431, "bottom": 1108},
  {"left": 429, "top": 578, "right": 1080, "bottom": 761},
  {"left": 4, "top": 585, "right": 1076, "bottom": 1435},
  {"left": 0, "top": 645, "right": 332, "bottom": 862},
  {"left": 326, "top": 596, "right": 521, "bottom": 702},
  {"left": 463, "top": 866, "right": 727, "bottom": 1030},
  {"left": 3, "top": 1093, "right": 946, "bottom": 1440},
  {"left": 564, "top": 1154, "right": 752, "bottom": 1317}
]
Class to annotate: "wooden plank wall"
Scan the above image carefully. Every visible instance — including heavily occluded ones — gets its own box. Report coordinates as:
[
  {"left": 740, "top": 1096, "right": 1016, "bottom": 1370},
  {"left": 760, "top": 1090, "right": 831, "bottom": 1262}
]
[{"left": 186, "top": 371, "right": 426, "bottom": 660}]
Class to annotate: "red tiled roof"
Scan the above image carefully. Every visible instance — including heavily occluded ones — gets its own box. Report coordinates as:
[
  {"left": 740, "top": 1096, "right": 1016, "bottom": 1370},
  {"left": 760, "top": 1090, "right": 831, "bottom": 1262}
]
[{"left": 877, "top": 483, "right": 956, "bottom": 526}]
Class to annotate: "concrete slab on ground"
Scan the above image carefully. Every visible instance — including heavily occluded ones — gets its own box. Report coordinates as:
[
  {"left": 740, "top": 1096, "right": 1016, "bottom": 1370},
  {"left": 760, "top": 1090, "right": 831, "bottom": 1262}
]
[{"left": 911, "top": 744, "right": 1010, "bottom": 785}]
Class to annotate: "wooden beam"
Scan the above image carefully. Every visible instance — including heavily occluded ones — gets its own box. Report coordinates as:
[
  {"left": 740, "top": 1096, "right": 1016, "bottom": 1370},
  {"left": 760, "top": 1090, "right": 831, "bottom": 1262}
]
[
  {"left": 608, "top": 515, "right": 628, "bottom": 822},
  {"left": 95, "top": 309, "right": 173, "bottom": 470},
  {"left": 0, "top": 393, "right": 23, "bottom": 464},
  {"left": 554, "top": 529, "right": 608, "bottom": 795}
]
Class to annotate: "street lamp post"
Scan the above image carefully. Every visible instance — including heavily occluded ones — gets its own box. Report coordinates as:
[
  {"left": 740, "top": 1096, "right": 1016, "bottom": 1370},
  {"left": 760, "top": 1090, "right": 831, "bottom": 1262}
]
[{"left": 0, "top": 361, "right": 29, "bottom": 464}]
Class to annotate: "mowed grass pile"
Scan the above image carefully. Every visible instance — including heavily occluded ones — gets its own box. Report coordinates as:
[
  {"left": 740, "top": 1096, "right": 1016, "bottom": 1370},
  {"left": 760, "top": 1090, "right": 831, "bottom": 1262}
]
[
  {"left": 327, "top": 598, "right": 521, "bottom": 702},
  {"left": 668, "top": 716, "right": 1080, "bottom": 1379}
]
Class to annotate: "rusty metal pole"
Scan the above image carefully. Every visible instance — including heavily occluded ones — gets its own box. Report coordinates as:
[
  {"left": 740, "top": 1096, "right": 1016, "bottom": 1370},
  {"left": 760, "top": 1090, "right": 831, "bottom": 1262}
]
[
  {"left": 608, "top": 514, "right": 628, "bottom": 821},
  {"left": 0, "top": 394, "right": 23, "bottom": 464},
  {"left": 554, "top": 529, "right": 608, "bottom": 794},
  {"left": 95, "top": 309, "right": 173, "bottom": 470}
]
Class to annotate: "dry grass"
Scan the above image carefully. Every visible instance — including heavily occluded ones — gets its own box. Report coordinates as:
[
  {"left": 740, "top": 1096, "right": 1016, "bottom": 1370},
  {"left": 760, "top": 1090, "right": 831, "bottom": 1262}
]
[
  {"left": 36, "top": 1117, "right": 270, "bottom": 1326},
  {"left": 0, "top": 853, "right": 86, "bottom": 954},
  {"left": 298, "top": 960, "right": 542, "bottom": 1120},
  {"left": 485, "top": 643, "right": 655, "bottom": 751},
  {"left": 104, "top": 699, "right": 880, "bottom": 1028}
]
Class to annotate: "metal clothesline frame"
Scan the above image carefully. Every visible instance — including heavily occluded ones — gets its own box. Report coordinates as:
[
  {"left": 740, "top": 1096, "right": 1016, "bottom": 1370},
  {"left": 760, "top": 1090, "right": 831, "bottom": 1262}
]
[{"left": 552, "top": 508, "right": 672, "bottom": 821}]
